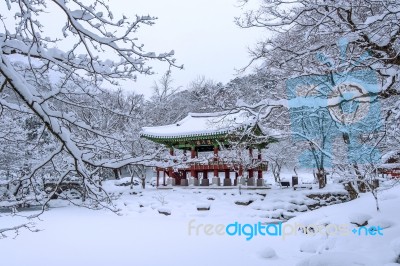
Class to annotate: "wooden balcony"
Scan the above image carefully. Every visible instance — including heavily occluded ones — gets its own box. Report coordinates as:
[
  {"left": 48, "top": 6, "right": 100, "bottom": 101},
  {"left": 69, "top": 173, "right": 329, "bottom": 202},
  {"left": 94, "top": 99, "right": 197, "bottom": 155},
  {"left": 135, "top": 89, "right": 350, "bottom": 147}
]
[{"left": 156, "top": 158, "right": 268, "bottom": 172}]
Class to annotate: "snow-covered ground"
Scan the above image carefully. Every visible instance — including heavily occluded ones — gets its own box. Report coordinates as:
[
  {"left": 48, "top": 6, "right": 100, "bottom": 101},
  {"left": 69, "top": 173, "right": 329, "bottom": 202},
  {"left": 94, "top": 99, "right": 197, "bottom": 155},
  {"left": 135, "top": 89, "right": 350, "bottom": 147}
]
[{"left": 1, "top": 176, "right": 399, "bottom": 266}]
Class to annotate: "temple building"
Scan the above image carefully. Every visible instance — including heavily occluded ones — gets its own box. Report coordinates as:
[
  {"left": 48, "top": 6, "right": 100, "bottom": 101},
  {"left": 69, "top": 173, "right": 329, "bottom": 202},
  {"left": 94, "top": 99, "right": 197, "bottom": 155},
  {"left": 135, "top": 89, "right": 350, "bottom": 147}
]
[{"left": 140, "top": 110, "right": 274, "bottom": 187}]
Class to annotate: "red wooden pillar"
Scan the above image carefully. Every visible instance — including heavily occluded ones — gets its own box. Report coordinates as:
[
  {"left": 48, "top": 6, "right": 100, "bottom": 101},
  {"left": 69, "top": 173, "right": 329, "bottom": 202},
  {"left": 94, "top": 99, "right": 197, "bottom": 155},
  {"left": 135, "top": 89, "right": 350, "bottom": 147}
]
[
  {"left": 156, "top": 168, "right": 160, "bottom": 187},
  {"left": 239, "top": 166, "right": 243, "bottom": 177},
  {"left": 258, "top": 149, "right": 263, "bottom": 179},
  {"left": 190, "top": 146, "right": 196, "bottom": 178},
  {"left": 224, "top": 170, "right": 230, "bottom": 179},
  {"left": 201, "top": 170, "right": 209, "bottom": 186},
  {"left": 168, "top": 147, "right": 174, "bottom": 182},
  {"left": 222, "top": 169, "right": 231, "bottom": 186},
  {"left": 213, "top": 145, "right": 218, "bottom": 178},
  {"left": 203, "top": 170, "right": 208, "bottom": 180},
  {"left": 248, "top": 147, "right": 254, "bottom": 178},
  {"left": 168, "top": 168, "right": 173, "bottom": 180}
]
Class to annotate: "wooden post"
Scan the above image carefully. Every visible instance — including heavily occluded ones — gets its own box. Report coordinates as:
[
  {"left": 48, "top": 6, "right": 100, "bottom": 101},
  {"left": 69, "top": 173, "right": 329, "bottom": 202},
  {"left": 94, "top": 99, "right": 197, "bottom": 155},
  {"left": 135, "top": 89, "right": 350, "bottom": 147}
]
[
  {"left": 191, "top": 146, "right": 196, "bottom": 179},
  {"left": 156, "top": 169, "right": 159, "bottom": 187},
  {"left": 181, "top": 170, "right": 188, "bottom": 186},
  {"left": 168, "top": 147, "right": 174, "bottom": 185},
  {"left": 191, "top": 146, "right": 196, "bottom": 159},
  {"left": 239, "top": 166, "right": 243, "bottom": 178},
  {"left": 202, "top": 170, "right": 209, "bottom": 186},
  {"left": 257, "top": 149, "right": 263, "bottom": 179},
  {"left": 168, "top": 168, "right": 173, "bottom": 182},
  {"left": 163, "top": 170, "right": 166, "bottom": 186},
  {"left": 225, "top": 170, "right": 229, "bottom": 179},
  {"left": 213, "top": 145, "right": 218, "bottom": 178},
  {"left": 248, "top": 147, "right": 254, "bottom": 178},
  {"left": 248, "top": 169, "right": 254, "bottom": 178},
  {"left": 203, "top": 170, "right": 208, "bottom": 180},
  {"left": 223, "top": 169, "right": 232, "bottom": 186},
  {"left": 213, "top": 145, "right": 218, "bottom": 158}
]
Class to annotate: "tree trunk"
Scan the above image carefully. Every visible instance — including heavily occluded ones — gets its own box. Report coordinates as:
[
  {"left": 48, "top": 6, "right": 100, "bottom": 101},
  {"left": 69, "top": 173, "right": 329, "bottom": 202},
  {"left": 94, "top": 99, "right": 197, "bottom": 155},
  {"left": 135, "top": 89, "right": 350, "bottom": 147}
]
[{"left": 316, "top": 171, "right": 326, "bottom": 189}]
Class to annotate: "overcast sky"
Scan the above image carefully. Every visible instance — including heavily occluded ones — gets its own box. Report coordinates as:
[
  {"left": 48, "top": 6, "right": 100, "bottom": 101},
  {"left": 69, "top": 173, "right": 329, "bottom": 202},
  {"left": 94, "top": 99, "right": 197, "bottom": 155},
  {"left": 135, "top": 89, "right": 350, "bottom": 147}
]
[{"left": 111, "top": 0, "right": 265, "bottom": 97}]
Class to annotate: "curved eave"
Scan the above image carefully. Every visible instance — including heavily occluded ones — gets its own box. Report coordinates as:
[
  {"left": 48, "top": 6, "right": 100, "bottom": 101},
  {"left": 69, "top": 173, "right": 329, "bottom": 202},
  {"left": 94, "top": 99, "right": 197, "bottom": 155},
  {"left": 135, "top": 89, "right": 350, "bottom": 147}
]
[
  {"left": 140, "top": 131, "right": 229, "bottom": 143},
  {"left": 140, "top": 124, "right": 278, "bottom": 148}
]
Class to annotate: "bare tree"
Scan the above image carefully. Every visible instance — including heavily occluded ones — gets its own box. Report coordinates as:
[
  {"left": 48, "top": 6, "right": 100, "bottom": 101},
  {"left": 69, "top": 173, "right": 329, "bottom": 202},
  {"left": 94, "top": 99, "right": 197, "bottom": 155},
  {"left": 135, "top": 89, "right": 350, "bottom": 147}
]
[
  {"left": 233, "top": 0, "right": 400, "bottom": 192},
  {"left": 237, "top": 0, "right": 400, "bottom": 94},
  {"left": 265, "top": 139, "right": 297, "bottom": 183},
  {"left": 0, "top": 0, "right": 180, "bottom": 236},
  {"left": 151, "top": 71, "right": 180, "bottom": 103}
]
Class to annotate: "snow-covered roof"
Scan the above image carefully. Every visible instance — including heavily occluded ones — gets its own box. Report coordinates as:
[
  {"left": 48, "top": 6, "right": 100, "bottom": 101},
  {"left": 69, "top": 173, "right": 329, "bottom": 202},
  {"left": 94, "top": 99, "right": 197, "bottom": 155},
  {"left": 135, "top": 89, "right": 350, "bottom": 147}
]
[{"left": 140, "top": 110, "right": 257, "bottom": 140}]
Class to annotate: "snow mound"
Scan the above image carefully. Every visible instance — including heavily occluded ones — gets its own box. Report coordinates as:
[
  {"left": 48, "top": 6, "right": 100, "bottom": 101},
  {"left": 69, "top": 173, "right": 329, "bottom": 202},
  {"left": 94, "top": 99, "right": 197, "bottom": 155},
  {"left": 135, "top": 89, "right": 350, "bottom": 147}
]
[
  {"left": 157, "top": 207, "right": 171, "bottom": 215},
  {"left": 113, "top": 177, "right": 140, "bottom": 187},
  {"left": 368, "top": 218, "right": 393, "bottom": 229},
  {"left": 391, "top": 237, "right": 400, "bottom": 256},
  {"left": 196, "top": 203, "right": 211, "bottom": 210},
  {"left": 349, "top": 213, "right": 372, "bottom": 226},
  {"left": 300, "top": 238, "right": 336, "bottom": 254},
  {"left": 380, "top": 194, "right": 398, "bottom": 201},
  {"left": 299, "top": 239, "right": 322, "bottom": 253},
  {"left": 196, "top": 203, "right": 211, "bottom": 209},
  {"left": 258, "top": 247, "right": 277, "bottom": 259},
  {"left": 297, "top": 252, "right": 372, "bottom": 266},
  {"left": 296, "top": 205, "right": 308, "bottom": 212},
  {"left": 314, "top": 217, "right": 331, "bottom": 226},
  {"left": 234, "top": 196, "right": 254, "bottom": 206}
]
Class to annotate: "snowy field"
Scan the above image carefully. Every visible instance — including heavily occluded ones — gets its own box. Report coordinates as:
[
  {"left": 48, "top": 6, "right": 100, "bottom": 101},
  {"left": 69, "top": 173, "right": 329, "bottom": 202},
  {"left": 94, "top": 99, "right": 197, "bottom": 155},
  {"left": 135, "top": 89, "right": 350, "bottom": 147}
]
[
  {"left": 1, "top": 173, "right": 400, "bottom": 266},
  {"left": 1, "top": 1, "right": 399, "bottom": 266}
]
